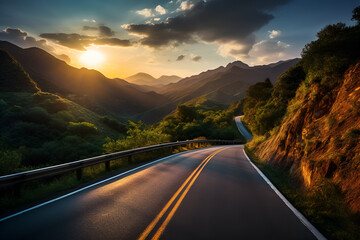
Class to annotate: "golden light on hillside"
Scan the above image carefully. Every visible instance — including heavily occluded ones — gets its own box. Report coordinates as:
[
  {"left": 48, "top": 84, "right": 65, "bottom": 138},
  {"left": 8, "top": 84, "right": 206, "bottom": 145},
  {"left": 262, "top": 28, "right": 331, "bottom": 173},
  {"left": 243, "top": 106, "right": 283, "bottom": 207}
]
[{"left": 79, "top": 50, "right": 105, "bottom": 67}]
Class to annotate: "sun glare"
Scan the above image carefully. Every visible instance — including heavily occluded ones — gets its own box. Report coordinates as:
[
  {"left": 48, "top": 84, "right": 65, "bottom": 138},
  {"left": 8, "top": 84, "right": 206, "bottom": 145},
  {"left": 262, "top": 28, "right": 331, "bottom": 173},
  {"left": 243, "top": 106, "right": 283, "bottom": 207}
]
[{"left": 79, "top": 50, "right": 105, "bottom": 67}]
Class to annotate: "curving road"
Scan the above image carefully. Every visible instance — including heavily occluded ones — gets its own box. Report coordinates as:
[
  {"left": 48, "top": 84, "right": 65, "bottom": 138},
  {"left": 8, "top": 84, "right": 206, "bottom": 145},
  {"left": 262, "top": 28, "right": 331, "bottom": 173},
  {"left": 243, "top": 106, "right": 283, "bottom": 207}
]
[
  {"left": 235, "top": 115, "right": 253, "bottom": 141},
  {"left": 0, "top": 144, "right": 322, "bottom": 240}
]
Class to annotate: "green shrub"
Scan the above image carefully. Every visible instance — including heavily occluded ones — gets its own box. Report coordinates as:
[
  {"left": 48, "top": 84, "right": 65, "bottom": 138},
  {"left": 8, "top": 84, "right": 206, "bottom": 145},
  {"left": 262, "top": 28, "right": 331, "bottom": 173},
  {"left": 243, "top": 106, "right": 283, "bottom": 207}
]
[
  {"left": 101, "top": 116, "right": 127, "bottom": 133},
  {"left": 55, "top": 110, "right": 75, "bottom": 122},
  {"left": 21, "top": 107, "right": 50, "bottom": 124},
  {"left": 41, "top": 98, "right": 68, "bottom": 114},
  {"left": 103, "top": 121, "right": 171, "bottom": 153},
  {"left": 287, "top": 97, "right": 302, "bottom": 115},
  {"left": 247, "top": 135, "right": 267, "bottom": 150},
  {"left": 33, "top": 92, "right": 68, "bottom": 113},
  {"left": 0, "top": 150, "right": 22, "bottom": 175},
  {"left": 175, "top": 105, "right": 199, "bottom": 122},
  {"left": 67, "top": 122, "right": 98, "bottom": 137},
  {"left": 243, "top": 66, "right": 305, "bottom": 135}
]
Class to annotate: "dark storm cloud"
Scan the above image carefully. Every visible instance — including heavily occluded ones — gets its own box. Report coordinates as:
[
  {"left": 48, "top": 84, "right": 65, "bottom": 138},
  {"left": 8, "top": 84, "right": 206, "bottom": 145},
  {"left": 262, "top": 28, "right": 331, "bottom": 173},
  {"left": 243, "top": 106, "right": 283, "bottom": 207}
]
[
  {"left": 0, "top": 28, "right": 53, "bottom": 51},
  {"left": 99, "top": 26, "right": 115, "bottom": 37},
  {"left": 39, "top": 33, "right": 131, "bottom": 50},
  {"left": 126, "top": 0, "right": 290, "bottom": 55},
  {"left": 83, "top": 26, "right": 98, "bottom": 31},
  {"left": 191, "top": 55, "right": 202, "bottom": 62},
  {"left": 83, "top": 25, "right": 115, "bottom": 37},
  {"left": 176, "top": 54, "right": 185, "bottom": 61}
]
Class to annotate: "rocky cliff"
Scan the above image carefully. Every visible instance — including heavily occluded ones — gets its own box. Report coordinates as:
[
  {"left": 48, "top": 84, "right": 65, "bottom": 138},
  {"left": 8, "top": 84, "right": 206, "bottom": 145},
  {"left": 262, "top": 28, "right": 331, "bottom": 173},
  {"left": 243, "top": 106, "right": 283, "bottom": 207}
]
[{"left": 255, "top": 62, "right": 360, "bottom": 213}]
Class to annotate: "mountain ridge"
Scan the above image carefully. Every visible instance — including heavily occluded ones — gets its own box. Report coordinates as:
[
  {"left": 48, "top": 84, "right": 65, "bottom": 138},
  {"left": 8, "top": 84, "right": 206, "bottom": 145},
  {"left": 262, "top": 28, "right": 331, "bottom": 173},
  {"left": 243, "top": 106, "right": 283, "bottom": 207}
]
[
  {"left": 0, "top": 41, "right": 168, "bottom": 120},
  {"left": 125, "top": 72, "right": 181, "bottom": 86}
]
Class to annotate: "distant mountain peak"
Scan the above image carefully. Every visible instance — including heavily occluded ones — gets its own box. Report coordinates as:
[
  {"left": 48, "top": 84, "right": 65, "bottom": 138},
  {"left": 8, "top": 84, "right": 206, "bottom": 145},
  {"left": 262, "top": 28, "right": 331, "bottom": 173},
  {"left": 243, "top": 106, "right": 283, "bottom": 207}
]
[
  {"left": 225, "top": 61, "right": 250, "bottom": 70},
  {"left": 125, "top": 72, "right": 156, "bottom": 82},
  {"left": 125, "top": 73, "right": 181, "bottom": 86}
]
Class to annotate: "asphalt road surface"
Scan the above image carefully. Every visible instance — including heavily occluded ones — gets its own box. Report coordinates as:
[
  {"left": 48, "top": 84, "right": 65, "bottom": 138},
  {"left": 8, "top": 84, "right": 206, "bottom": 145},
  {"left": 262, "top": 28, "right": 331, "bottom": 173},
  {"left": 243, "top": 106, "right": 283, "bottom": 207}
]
[
  {"left": 0, "top": 145, "right": 321, "bottom": 240},
  {"left": 235, "top": 116, "right": 253, "bottom": 141}
]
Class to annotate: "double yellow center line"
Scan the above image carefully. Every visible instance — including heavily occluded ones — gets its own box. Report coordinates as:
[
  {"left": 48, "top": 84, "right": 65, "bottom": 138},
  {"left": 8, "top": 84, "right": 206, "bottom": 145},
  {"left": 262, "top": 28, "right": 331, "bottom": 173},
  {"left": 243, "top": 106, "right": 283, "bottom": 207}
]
[{"left": 138, "top": 147, "right": 229, "bottom": 240}]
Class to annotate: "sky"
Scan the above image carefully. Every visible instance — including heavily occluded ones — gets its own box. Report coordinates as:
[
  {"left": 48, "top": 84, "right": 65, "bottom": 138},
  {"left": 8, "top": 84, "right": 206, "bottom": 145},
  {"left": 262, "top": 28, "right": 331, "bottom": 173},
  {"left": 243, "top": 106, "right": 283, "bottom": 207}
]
[{"left": 0, "top": 0, "right": 358, "bottom": 79}]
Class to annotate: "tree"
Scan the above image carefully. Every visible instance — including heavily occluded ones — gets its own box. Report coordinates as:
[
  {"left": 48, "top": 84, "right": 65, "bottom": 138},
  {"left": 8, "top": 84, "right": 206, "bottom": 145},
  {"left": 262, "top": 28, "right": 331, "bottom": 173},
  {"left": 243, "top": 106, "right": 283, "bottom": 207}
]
[
  {"left": 0, "top": 150, "right": 22, "bottom": 175},
  {"left": 175, "top": 105, "right": 199, "bottom": 122},
  {"left": 67, "top": 122, "right": 98, "bottom": 137},
  {"left": 352, "top": 6, "right": 360, "bottom": 24}
]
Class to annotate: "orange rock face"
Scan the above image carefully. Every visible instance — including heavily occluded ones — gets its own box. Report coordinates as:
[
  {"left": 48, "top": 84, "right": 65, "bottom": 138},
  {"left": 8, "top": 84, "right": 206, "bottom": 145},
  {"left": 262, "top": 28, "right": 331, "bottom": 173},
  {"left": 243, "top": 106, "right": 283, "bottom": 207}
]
[{"left": 255, "top": 62, "right": 360, "bottom": 213}]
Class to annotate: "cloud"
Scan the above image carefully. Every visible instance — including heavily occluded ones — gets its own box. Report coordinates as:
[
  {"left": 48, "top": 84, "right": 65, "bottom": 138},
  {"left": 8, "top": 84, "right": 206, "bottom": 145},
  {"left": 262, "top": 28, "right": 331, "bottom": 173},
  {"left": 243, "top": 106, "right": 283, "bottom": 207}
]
[
  {"left": 219, "top": 38, "right": 291, "bottom": 64},
  {"left": 268, "top": 30, "right": 281, "bottom": 39},
  {"left": 136, "top": 8, "right": 154, "bottom": 17},
  {"left": 83, "top": 26, "right": 98, "bottom": 31},
  {"left": 83, "top": 19, "right": 96, "bottom": 23},
  {"left": 250, "top": 40, "right": 291, "bottom": 64},
  {"left": 99, "top": 26, "right": 115, "bottom": 37},
  {"left": 191, "top": 54, "right": 202, "bottom": 62},
  {"left": 155, "top": 5, "right": 167, "bottom": 15},
  {"left": 137, "top": 5, "right": 167, "bottom": 18},
  {"left": 154, "top": 18, "right": 161, "bottom": 21},
  {"left": 251, "top": 40, "right": 290, "bottom": 55},
  {"left": 178, "top": 1, "right": 195, "bottom": 11},
  {"left": 176, "top": 54, "right": 185, "bottom": 61},
  {"left": 83, "top": 25, "right": 115, "bottom": 37},
  {"left": 0, "top": 28, "right": 53, "bottom": 51},
  {"left": 40, "top": 33, "right": 131, "bottom": 51},
  {"left": 0, "top": 28, "right": 71, "bottom": 63},
  {"left": 126, "top": 0, "right": 289, "bottom": 55}
]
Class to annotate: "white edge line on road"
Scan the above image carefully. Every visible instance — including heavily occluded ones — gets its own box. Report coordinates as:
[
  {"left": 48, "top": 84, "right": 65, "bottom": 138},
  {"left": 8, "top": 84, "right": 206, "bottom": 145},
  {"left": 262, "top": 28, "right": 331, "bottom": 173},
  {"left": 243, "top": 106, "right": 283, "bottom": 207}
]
[
  {"left": 242, "top": 149, "right": 327, "bottom": 240},
  {"left": 0, "top": 148, "right": 214, "bottom": 223}
]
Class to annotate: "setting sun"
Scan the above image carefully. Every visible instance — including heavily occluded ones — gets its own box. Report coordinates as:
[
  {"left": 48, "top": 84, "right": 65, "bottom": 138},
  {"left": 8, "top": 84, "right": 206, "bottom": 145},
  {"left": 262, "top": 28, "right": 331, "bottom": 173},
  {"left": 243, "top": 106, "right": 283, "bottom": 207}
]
[{"left": 79, "top": 50, "right": 105, "bottom": 67}]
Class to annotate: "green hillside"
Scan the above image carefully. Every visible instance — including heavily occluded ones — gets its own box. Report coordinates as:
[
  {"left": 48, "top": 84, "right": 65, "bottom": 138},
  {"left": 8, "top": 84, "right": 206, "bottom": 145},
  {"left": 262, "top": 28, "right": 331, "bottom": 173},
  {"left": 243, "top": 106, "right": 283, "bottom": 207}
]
[{"left": 0, "top": 49, "right": 127, "bottom": 175}]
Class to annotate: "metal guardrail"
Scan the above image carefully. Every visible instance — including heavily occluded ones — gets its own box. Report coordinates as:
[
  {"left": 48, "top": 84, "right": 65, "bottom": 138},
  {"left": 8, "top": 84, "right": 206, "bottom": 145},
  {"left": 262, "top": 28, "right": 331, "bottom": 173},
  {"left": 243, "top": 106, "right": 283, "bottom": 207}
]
[{"left": 0, "top": 139, "right": 243, "bottom": 188}]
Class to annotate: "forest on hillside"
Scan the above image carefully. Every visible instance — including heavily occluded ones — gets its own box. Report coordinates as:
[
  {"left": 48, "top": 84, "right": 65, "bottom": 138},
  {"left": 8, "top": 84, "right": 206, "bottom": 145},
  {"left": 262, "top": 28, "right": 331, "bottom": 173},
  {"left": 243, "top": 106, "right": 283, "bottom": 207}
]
[{"left": 0, "top": 50, "right": 243, "bottom": 175}]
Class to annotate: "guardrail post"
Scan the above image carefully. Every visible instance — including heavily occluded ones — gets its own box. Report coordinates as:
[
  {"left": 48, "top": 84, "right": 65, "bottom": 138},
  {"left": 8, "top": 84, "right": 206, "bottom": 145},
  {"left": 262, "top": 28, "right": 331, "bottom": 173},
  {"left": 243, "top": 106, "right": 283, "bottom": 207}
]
[
  {"left": 105, "top": 161, "right": 110, "bottom": 171},
  {"left": 128, "top": 155, "right": 132, "bottom": 164},
  {"left": 76, "top": 168, "right": 83, "bottom": 180}
]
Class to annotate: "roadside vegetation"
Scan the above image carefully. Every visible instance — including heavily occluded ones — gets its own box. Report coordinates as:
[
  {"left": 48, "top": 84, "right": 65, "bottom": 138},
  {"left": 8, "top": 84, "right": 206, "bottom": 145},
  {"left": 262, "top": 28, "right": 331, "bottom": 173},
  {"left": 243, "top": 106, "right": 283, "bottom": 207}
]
[
  {"left": 242, "top": 6, "right": 360, "bottom": 137},
  {"left": 0, "top": 92, "right": 127, "bottom": 175},
  {"left": 103, "top": 98, "right": 244, "bottom": 154},
  {"left": 241, "top": 6, "right": 360, "bottom": 240}
]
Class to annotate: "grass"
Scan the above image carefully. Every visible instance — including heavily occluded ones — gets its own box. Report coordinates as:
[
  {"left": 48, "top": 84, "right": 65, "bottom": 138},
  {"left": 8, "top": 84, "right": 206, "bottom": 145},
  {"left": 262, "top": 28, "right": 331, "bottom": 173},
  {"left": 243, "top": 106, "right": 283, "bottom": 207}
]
[
  {"left": 0, "top": 142, "right": 212, "bottom": 215},
  {"left": 244, "top": 145, "right": 360, "bottom": 240},
  {"left": 246, "top": 135, "right": 267, "bottom": 150}
]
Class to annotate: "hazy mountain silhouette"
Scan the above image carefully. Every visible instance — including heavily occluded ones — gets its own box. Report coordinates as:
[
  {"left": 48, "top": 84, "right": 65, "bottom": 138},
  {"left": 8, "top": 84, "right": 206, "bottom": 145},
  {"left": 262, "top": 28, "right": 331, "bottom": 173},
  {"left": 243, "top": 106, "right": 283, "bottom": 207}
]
[
  {"left": 125, "top": 72, "right": 181, "bottom": 86},
  {"left": 159, "top": 59, "right": 300, "bottom": 104},
  {"left": 138, "top": 59, "right": 300, "bottom": 122},
  {"left": 0, "top": 41, "right": 168, "bottom": 118},
  {"left": 0, "top": 40, "right": 299, "bottom": 123}
]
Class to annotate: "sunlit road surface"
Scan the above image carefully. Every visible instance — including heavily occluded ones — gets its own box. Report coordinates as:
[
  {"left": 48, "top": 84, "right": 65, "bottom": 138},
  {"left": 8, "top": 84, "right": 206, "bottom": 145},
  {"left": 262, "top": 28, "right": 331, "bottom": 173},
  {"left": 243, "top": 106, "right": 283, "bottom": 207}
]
[{"left": 0, "top": 146, "right": 318, "bottom": 240}]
